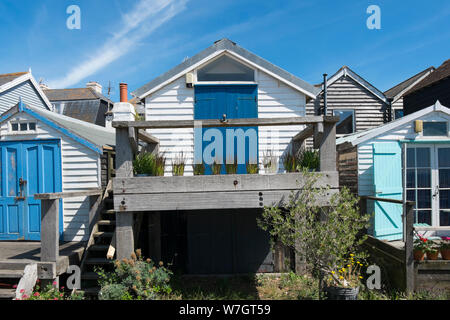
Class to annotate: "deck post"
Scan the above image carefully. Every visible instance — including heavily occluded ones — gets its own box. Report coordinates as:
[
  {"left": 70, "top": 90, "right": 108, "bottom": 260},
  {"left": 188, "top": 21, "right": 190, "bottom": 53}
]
[
  {"left": 404, "top": 201, "right": 415, "bottom": 293},
  {"left": 319, "top": 121, "right": 336, "bottom": 171},
  {"left": 115, "top": 127, "right": 135, "bottom": 260},
  {"left": 40, "top": 199, "right": 59, "bottom": 263}
]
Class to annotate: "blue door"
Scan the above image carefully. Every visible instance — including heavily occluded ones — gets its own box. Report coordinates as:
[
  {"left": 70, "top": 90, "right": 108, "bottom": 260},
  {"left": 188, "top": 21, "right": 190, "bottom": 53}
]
[
  {"left": 372, "top": 142, "right": 403, "bottom": 241},
  {"left": 0, "top": 140, "right": 62, "bottom": 240},
  {"left": 194, "top": 85, "right": 258, "bottom": 174}
]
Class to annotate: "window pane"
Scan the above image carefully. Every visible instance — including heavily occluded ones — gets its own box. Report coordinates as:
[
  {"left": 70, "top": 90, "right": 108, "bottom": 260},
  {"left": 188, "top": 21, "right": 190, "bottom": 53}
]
[
  {"left": 407, "top": 190, "right": 416, "bottom": 203},
  {"left": 394, "top": 110, "right": 404, "bottom": 119},
  {"left": 407, "top": 148, "right": 415, "bottom": 168},
  {"left": 416, "top": 169, "right": 431, "bottom": 188},
  {"left": 417, "top": 210, "right": 432, "bottom": 225},
  {"left": 406, "top": 169, "right": 415, "bottom": 188},
  {"left": 416, "top": 148, "right": 430, "bottom": 167},
  {"left": 440, "top": 211, "right": 450, "bottom": 226},
  {"left": 197, "top": 55, "right": 254, "bottom": 81},
  {"left": 417, "top": 189, "right": 431, "bottom": 208},
  {"left": 439, "top": 169, "right": 450, "bottom": 188},
  {"left": 28, "top": 122, "right": 36, "bottom": 130},
  {"left": 440, "top": 190, "right": 450, "bottom": 209},
  {"left": 423, "top": 122, "right": 447, "bottom": 136},
  {"left": 438, "top": 148, "right": 450, "bottom": 167},
  {"left": 11, "top": 123, "right": 18, "bottom": 131},
  {"left": 20, "top": 123, "right": 27, "bottom": 131},
  {"left": 334, "top": 110, "right": 354, "bottom": 134}
]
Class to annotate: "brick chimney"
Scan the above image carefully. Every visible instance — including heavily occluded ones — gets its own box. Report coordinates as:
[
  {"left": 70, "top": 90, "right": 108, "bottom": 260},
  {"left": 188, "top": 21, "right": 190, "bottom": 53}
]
[
  {"left": 86, "top": 81, "right": 102, "bottom": 94},
  {"left": 110, "top": 83, "right": 135, "bottom": 123}
]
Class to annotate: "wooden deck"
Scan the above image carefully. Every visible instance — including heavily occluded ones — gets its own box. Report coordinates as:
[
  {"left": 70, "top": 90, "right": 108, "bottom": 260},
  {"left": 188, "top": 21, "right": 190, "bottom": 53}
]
[{"left": 0, "top": 242, "right": 84, "bottom": 279}]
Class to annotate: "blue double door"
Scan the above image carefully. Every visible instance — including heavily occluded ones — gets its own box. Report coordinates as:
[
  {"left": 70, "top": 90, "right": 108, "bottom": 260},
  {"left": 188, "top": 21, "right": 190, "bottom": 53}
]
[
  {"left": 194, "top": 85, "right": 258, "bottom": 174},
  {"left": 0, "top": 140, "right": 62, "bottom": 240}
]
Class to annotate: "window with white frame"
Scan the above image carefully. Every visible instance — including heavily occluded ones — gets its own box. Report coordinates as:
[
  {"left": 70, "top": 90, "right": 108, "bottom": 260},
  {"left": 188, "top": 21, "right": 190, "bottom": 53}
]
[
  {"left": 333, "top": 109, "right": 355, "bottom": 134},
  {"left": 423, "top": 121, "right": 448, "bottom": 137},
  {"left": 10, "top": 121, "right": 37, "bottom": 133}
]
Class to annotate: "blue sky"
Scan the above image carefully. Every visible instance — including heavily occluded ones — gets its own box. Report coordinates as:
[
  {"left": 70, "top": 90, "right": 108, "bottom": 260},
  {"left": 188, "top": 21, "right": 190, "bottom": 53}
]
[{"left": 0, "top": 0, "right": 449, "bottom": 101}]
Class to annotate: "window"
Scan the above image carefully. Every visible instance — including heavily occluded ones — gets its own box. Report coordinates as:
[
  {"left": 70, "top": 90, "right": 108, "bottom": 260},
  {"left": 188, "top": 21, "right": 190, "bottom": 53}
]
[
  {"left": 10, "top": 121, "right": 37, "bottom": 133},
  {"left": 333, "top": 110, "right": 355, "bottom": 134},
  {"left": 197, "top": 55, "right": 255, "bottom": 82},
  {"left": 423, "top": 122, "right": 447, "bottom": 136},
  {"left": 394, "top": 109, "right": 404, "bottom": 119}
]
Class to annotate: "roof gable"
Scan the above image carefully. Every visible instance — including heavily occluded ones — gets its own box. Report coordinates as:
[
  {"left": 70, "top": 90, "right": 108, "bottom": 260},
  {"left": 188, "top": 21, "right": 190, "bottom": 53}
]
[
  {"left": 384, "top": 67, "right": 435, "bottom": 102},
  {"left": 337, "top": 100, "right": 450, "bottom": 146},
  {"left": 0, "top": 101, "right": 115, "bottom": 153},
  {"left": 132, "top": 39, "right": 320, "bottom": 99},
  {"left": 44, "top": 87, "right": 113, "bottom": 103},
  {"left": 406, "top": 59, "right": 450, "bottom": 95},
  {"left": 324, "top": 66, "right": 387, "bottom": 104},
  {"left": 0, "top": 72, "right": 52, "bottom": 110}
]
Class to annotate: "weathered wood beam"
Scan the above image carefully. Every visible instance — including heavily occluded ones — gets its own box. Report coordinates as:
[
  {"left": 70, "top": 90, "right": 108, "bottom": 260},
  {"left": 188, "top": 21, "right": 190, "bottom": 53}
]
[
  {"left": 405, "top": 201, "right": 415, "bottom": 294},
  {"left": 41, "top": 199, "right": 59, "bottom": 263},
  {"left": 113, "top": 116, "right": 340, "bottom": 129},
  {"left": 114, "top": 172, "right": 338, "bottom": 195},
  {"left": 35, "top": 188, "right": 102, "bottom": 200},
  {"left": 319, "top": 121, "right": 336, "bottom": 171},
  {"left": 138, "top": 130, "right": 160, "bottom": 144},
  {"left": 115, "top": 127, "right": 135, "bottom": 260},
  {"left": 292, "top": 125, "right": 314, "bottom": 142},
  {"left": 128, "top": 127, "right": 138, "bottom": 154}
]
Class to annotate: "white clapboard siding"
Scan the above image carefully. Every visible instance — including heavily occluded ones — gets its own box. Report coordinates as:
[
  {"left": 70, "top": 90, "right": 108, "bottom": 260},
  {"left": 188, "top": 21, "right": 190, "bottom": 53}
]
[
  {"left": 0, "top": 80, "right": 48, "bottom": 114},
  {"left": 145, "top": 70, "right": 306, "bottom": 175},
  {"left": 357, "top": 111, "right": 450, "bottom": 197},
  {"left": 0, "top": 112, "right": 100, "bottom": 241}
]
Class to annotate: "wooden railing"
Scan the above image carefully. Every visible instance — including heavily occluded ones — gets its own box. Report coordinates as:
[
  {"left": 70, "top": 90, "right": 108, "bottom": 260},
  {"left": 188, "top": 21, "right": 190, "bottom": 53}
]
[{"left": 34, "top": 188, "right": 103, "bottom": 266}]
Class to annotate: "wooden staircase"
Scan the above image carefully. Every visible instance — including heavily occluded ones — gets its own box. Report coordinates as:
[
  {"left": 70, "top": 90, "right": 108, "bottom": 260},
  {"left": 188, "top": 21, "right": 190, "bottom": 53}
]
[
  {"left": 79, "top": 184, "right": 116, "bottom": 298},
  {"left": 0, "top": 263, "right": 25, "bottom": 300}
]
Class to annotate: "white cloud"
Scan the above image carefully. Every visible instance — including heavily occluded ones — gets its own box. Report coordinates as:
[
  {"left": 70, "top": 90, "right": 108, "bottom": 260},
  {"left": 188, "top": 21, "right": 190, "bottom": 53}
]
[{"left": 47, "top": 0, "right": 187, "bottom": 88}]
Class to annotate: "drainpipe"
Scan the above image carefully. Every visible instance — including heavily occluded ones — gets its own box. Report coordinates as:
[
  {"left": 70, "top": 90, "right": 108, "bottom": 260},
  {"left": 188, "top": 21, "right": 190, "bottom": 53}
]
[
  {"left": 323, "top": 73, "right": 328, "bottom": 116},
  {"left": 387, "top": 97, "right": 393, "bottom": 122}
]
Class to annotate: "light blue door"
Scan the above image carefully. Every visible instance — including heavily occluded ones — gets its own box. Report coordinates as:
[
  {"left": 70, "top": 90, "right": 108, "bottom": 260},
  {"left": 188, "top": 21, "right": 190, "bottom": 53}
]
[
  {"left": 194, "top": 85, "right": 258, "bottom": 174},
  {"left": 372, "top": 142, "right": 403, "bottom": 240},
  {"left": 0, "top": 140, "right": 62, "bottom": 240}
]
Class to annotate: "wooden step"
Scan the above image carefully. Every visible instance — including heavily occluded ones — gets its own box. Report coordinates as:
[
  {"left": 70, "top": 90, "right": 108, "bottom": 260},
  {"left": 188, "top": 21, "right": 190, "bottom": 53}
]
[
  {"left": 97, "top": 220, "right": 115, "bottom": 226},
  {"left": 88, "top": 244, "right": 110, "bottom": 251},
  {"left": 85, "top": 258, "right": 113, "bottom": 265},
  {"left": 93, "top": 231, "right": 113, "bottom": 238},
  {"left": 0, "top": 261, "right": 27, "bottom": 271},
  {"left": 0, "top": 270, "right": 23, "bottom": 278},
  {"left": 81, "top": 272, "right": 99, "bottom": 280},
  {"left": 0, "top": 288, "right": 15, "bottom": 299}
]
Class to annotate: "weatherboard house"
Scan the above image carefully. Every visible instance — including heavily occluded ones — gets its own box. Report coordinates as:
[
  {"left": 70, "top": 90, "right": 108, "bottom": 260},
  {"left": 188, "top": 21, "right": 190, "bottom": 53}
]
[
  {"left": 337, "top": 101, "right": 450, "bottom": 241},
  {"left": 0, "top": 72, "right": 115, "bottom": 242}
]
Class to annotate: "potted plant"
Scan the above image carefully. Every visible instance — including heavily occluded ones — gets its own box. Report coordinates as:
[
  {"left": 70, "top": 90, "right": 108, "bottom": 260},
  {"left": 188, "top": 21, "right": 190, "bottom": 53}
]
[
  {"left": 246, "top": 161, "right": 259, "bottom": 174},
  {"left": 298, "top": 149, "right": 320, "bottom": 171},
  {"left": 172, "top": 152, "right": 186, "bottom": 176},
  {"left": 426, "top": 241, "right": 439, "bottom": 260},
  {"left": 281, "top": 150, "right": 298, "bottom": 173},
  {"left": 413, "top": 236, "right": 428, "bottom": 261},
  {"left": 154, "top": 152, "right": 166, "bottom": 176},
  {"left": 133, "top": 152, "right": 155, "bottom": 176},
  {"left": 324, "top": 254, "right": 364, "bottom": 300},
  {"left": 225, "top": 157, "right": 238, "bottom": 174},
  {"left": 193, "top": 162, "right": 205, "bottom": 176},
  {"left": 440, "top": 237, "right": 450, "bottom": 260},
  {"left": 262, "top": 149, "right": 278, "bottom": 174},
  {"left": 211, "top": 159, "right": 222, "bottom": 175}
]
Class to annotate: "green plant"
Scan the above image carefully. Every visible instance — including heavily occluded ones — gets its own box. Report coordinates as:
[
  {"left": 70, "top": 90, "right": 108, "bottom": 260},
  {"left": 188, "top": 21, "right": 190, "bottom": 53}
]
[
  {"left": 258, "top": 169, "right": 371, "bottom": 289},
  {"left": 211, "top": 159, "right": 222, "bottom": 175},
  {"left": 96, "top": 249, "right": 173, "bottom": 300},
  {"left": 262, "top": 150, "right": 278, "bottom": 173},
  {"left": 298, "top": 149, "right": 320, "bottom": 171},
  {"left": 193, "top": 162, "right": 205, "bottom": 175},
  {"left": 154, "top": 152, "right": 166, "bottom": 176},
  {"left": 325, "top": 254, "right": 366, "bottom": 288},
  {"left": 413, "top": 234, "right": 436, "bottom": 252},
  {"left": 246, "top": 162, "right": 259, "bottom": 174},
  {"left": 133, "top": 152, "right": 155, "bottom": 175},
  {"left": 440, "top": 239, "right": 450, "bottom": 250},
  {"left": 281, "top": 150, "right": 299, "bottom": 173},
  {"left": 225, "top": 157, "right": 238, "bottom": 174},
  {"left": 172, "top": 152, "right": 186, "bottom": 176}
]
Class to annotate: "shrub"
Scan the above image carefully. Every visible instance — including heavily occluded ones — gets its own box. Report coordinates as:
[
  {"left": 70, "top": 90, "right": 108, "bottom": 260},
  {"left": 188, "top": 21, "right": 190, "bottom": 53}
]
[
  {"left": 96, "top": 249, "right": 173, "bottom": 300},
  {"left": 258, "top": 169, "right": 371, "bottom": 288},
  {"left": 211, "top": 159, "right": 222, "bottom": 175},
  {"left": 298, "top": 149, "right": 320, "bottom": 171},
  {"left": 281, "top": 150, "right": 298, "bottom": 173},
  {"left": 154, "top": 153, "right": 166, "bottom": 176},
  {"left": 133, "top": 152, "right": 155, "bottom": 175},
  {"left": 225, "top": 158, "right": 238, "bottom": 174},
  {"left": 246, "top": 162, "right": 259, "bottom": 174},
  {"left": 18, "top": 279, "right": 84, "bottom": 300}
]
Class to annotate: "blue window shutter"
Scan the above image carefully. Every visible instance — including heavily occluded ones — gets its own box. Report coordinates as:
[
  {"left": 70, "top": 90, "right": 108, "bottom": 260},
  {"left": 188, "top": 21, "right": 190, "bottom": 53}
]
[{"left": 372, "top": 142, "right": 403, "bottom": 240}]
